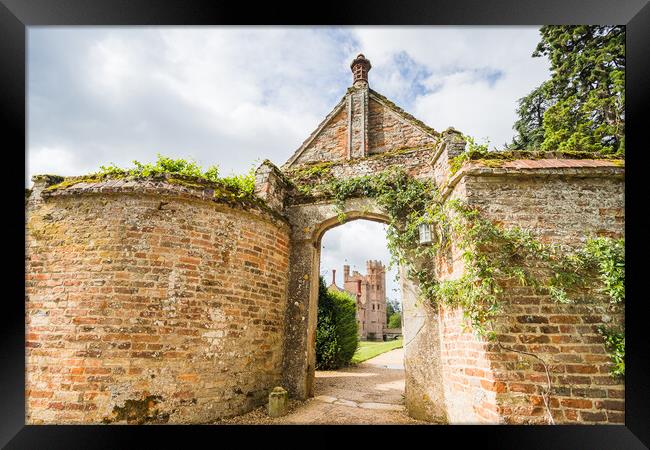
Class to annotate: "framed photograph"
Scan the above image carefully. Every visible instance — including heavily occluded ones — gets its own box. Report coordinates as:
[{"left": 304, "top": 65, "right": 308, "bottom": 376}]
[{"left": 4, "top": 0, "right": 649, "bottom": 447}]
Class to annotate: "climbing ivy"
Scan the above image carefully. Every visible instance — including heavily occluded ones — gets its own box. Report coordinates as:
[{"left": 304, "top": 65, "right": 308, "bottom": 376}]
[
  {"left": 292, "top": 167, "right": 625, "bottom": 374},
  {"left": 597, "top": 325, "right": 625, "bottom": 378}
]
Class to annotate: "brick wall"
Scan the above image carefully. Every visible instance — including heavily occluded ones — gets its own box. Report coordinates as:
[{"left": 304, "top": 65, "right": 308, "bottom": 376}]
[
  {"left": 368, "top": 97, "right": 437, "bottom": 154},
  {"left": 439, "top": 306, "right": 501, "bottom": 423},
  {"left": 434, "top": 167, "right": 625, "bottom": 424},
  {"left": 293, "top": 106, "right": 349, "bottom": 165},
  {"left": 25, "top": 179, "right": 290, "bottom": 424}
]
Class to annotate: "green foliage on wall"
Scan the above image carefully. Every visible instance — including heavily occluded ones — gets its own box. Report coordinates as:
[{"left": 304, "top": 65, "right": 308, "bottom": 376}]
[
  {"left": 97, "top": 154, "right": 256, "bottom": 198},
  {"left": 296, "top": 167, "right": 624, "bottom": 375},
  {"left": 315, "top": 277, "right": 359, "bottom": 370},
  {"left": 449, "top": 134, "right": 623, "bottom": 177},
  {"left": 597, "top": 326, "right": 625, "bottom": 378}
]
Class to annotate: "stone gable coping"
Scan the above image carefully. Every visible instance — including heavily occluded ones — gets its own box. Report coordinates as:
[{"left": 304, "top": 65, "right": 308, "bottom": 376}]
[{"left": 441, "top": 160, "right": 625, "bottom": 201}]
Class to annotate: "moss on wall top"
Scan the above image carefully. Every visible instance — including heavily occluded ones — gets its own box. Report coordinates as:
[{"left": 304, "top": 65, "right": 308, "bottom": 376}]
[
  {"left": 36, "top": 172, "right": 289, "bottom": 225},
  {"left": 450, "top": 148, "right": 625, "bottom": 175}
]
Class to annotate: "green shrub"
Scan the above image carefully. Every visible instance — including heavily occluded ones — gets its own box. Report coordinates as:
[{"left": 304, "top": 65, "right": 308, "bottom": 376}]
[
  {"left": 100, "top": 154, "right": 217, "bottom": 181},
  {"left": 315, "top": 277, "right": 359, "bottom": 370}
]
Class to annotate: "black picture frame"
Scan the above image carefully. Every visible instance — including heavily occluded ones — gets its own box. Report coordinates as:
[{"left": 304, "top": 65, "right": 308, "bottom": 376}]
[{"left": 3, "top": 1, "right": 649, "bottom": 448}]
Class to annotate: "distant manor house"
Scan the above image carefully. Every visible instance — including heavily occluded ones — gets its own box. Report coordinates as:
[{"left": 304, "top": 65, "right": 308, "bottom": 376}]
[{"left": 328, "top": 261, "right": 386, "bottom": 341}]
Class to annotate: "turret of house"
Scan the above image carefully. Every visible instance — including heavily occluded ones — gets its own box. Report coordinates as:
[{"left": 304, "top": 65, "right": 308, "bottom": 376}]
[{"left": 342, "top": 260, "right": 387, "bottom": 340}]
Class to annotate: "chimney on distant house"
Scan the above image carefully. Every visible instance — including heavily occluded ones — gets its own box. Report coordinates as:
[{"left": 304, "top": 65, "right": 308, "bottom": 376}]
[{"left": 332, "top": 269, "right": 336, "bottom": 286}]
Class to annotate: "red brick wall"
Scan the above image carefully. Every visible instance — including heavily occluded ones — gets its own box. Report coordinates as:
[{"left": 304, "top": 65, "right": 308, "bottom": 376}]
[
  {"left": 367, "top": 98, "right": 437, "bottom": 154},
  {"left": 439, "top": 307, "right": 501, "bottom": 423},
  {"left": 26, "top": 184, "right": 290, "bottom": 423},
  {"left": 437, "top": 170, "right": 625, "bottom": 424},
  {"left": 294, "top": 107, "right": 349, "bottom": 165}
]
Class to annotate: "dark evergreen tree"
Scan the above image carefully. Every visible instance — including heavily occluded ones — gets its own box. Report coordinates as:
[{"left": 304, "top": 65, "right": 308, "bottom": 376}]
[{"left": 510, "top": 26, "right": 624, "bottom": 155}]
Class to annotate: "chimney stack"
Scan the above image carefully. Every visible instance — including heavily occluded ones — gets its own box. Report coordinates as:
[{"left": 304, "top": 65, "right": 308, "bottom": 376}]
[
  {"left": 350, "top": 54, "right": 371, "bottom": 87},
  {"left": 332, "top": 269, "right": 336, "bottom": 286}
]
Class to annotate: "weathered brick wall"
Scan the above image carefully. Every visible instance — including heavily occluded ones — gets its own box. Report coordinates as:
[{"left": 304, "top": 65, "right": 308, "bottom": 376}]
[
  {"left": 404, "top": 176, "right": 501, "bottom": 424},
  {"left": 438, "top": 306, "right": 501, "bottom": 423},
  {"left": 368, "top": 97, "right": 437, "bottom": 154},
  {"left": 293, "top": 106, "right": 348, "bottom": 166},
  {"left": 25, "top": 178, "right": 290, "bottom": 424},
  {"left": 432, "top": 165, "right": 625, "bottom": 424}
]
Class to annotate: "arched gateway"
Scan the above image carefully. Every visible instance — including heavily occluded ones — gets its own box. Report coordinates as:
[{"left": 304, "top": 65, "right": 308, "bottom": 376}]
[{"left": 26, "top": 54, "right": 624, "bottom": 425}]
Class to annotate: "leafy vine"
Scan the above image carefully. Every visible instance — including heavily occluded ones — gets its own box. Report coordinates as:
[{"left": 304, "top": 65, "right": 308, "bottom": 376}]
[{"left": 291, "top": 167, "right": 625, "bottom": 378}]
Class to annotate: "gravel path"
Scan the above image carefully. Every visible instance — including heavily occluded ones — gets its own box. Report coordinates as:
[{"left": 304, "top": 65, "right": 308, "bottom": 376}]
[{"left": 214, "top": 348, "right": 430, "bottom": 425}]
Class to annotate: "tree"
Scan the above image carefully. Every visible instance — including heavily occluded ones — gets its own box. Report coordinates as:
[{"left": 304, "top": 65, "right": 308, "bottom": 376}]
[
  {"left": 510, "top": 26, "right": 624, "bottom": 155},
  {"left": 509, "top": 83, "right": 553, "bottom": 150},
  {"left": 315, "top": 277, "right": 359, "bottom": 370},
  {"left": 385, "top": 298, "right": 401, "bottom": 324},
  {"left": 387, "top": 312, "right": 401, "bottom": 329}
]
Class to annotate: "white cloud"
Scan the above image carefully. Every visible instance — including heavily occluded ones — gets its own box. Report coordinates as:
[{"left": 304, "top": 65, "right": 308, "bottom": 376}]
[
  {"left": 351, "top": 26, "right": 551, "bottom": 147},
  {"left": 27, "top": 27, "right": 353, "bottom": 185},
  {"left": 28, "top": 26, "right": 550, "bottom": 186},
  {"left": 27, "top": 146, "right": 99, "bottom": 181}
]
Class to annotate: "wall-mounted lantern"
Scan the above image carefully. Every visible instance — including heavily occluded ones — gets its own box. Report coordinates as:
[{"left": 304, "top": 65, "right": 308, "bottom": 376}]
[{"left": 418, "top": 221, "right": 434, "bottom": 245}]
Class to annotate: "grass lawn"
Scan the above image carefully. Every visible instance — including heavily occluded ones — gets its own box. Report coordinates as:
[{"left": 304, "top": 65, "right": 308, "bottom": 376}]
[{"left": 351, "top": 337, "right": 403, "bottom": 364}]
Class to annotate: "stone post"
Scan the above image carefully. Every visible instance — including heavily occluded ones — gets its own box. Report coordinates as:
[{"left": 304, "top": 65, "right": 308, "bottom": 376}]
[
  {"left": 431, "top": 127, "right": 468, "bottom": 188},
  {"left": 28, "top": 175, "right": 64, "bottom": 209},
  {"left": 441, "top": 127, "right": 467, "bottom": 159},
  {"left": 281, "top": 238, "right": 319, "bottom": 399},
  {"left": 254, "top": 159, "right": 290, "bottom": 213},
  {"left": 400, "top": 264, "right": 448, "bottom": 423},
  {"left": 268, "top": 386, "right": 288, "bottom": 418}
]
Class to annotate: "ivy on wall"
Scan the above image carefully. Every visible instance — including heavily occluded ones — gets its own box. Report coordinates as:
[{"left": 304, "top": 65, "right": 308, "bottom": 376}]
[
  {"left": 291, "top": 167, "right": 625, "bottom": 377},
  {"left": 43, "top": 155, "right": 261, "bottom": 209}
]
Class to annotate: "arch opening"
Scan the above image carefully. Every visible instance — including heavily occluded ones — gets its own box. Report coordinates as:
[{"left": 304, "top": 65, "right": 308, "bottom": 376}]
[{"left": 309, "top": 216, "right": 408, "bottom": 415}]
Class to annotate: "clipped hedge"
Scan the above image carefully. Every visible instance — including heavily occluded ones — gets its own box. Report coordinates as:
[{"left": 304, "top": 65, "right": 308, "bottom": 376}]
[{"left": 315, "top": 277, "right": 359, "bottom": 370}]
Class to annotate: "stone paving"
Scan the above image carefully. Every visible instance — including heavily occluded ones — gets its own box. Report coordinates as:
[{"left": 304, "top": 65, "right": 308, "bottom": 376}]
[{"left": 214, "top": 347, "right": 429, "bottom": 424}]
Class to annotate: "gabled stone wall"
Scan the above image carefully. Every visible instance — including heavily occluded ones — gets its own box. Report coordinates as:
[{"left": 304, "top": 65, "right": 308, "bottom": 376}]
[{"left": 368, "top": 96, "right": 437, "bottom": 154}]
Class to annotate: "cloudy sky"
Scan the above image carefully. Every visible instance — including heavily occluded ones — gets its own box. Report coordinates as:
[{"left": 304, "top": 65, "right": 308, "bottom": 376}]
[{"left": 27, "top": 26, "right": 551, "bottom": 307}]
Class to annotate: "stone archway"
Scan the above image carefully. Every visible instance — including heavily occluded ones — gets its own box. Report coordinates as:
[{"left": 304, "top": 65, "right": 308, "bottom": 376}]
[
  {"left": 280, "top": 197, "right": 390, "bottom": 399},
  {"left": 273, "top": 193, "right": 449, "bottom": 422}
]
